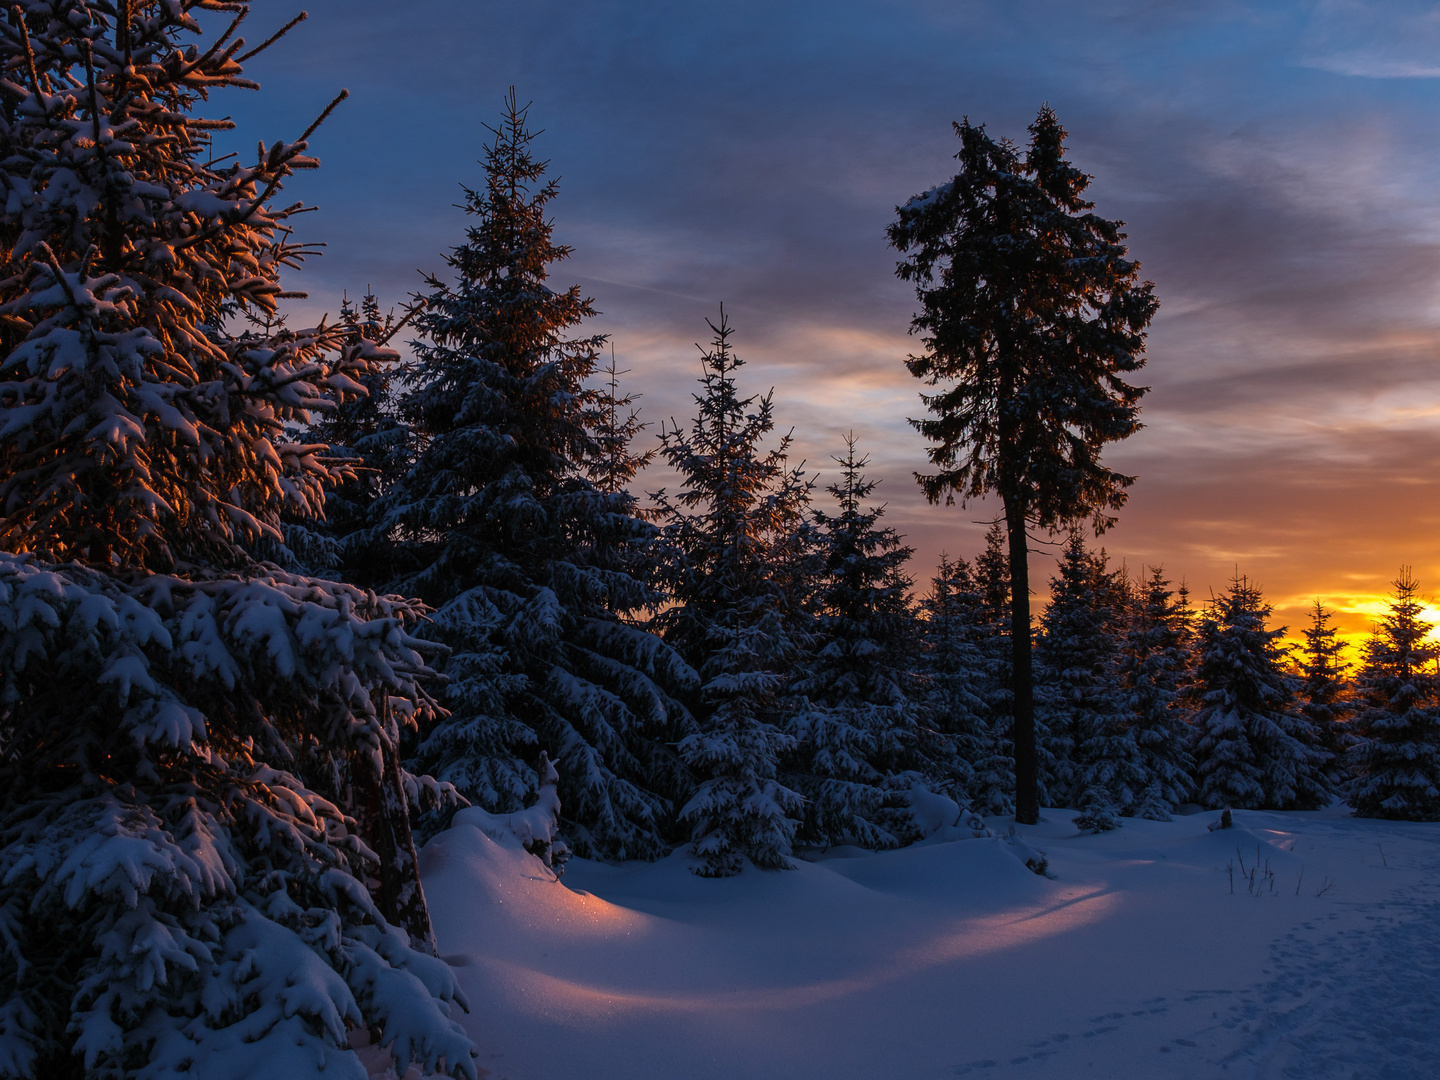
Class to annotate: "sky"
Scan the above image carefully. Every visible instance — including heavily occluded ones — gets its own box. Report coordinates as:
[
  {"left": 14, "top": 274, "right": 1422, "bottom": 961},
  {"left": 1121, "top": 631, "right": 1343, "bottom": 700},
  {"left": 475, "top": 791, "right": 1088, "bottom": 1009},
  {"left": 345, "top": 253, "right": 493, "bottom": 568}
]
[{"left": 217, "top": 0, "right": 1440, "bottom": 648}]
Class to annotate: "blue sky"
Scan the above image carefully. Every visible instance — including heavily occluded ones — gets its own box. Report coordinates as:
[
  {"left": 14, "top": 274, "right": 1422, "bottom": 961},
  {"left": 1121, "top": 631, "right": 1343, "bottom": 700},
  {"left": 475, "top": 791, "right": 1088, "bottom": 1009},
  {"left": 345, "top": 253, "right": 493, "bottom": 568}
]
[{"left": 220, "top": 0, "right": 1440, "bottom": 637}]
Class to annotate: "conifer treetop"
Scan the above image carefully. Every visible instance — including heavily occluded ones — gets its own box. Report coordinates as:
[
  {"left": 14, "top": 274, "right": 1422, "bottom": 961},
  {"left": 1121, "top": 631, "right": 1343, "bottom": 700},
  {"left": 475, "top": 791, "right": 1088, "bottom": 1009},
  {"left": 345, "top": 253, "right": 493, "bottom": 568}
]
[
  {"left": 588, "top": 344, "right": 656, "bottom": 496},
  {"left": 888, "top": 105, "right": 1156, "bottom": 533},
  {"left": 391, "top": 87, "right": 610, "bottom": 599},
  {"left": 654, "top": 307, "right": 811, "bottom": 604}
]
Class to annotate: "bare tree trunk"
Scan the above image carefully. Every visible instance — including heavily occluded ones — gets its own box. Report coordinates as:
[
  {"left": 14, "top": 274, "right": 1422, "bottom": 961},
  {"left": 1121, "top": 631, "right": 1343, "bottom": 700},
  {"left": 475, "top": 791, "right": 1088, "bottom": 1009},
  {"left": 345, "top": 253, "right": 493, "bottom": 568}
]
[
  {"left": 356, "top": 699, "right": 438, "bottom": 954},
  {"left": 1005, "top": 498, "right": 1039, "bottom": 825}
]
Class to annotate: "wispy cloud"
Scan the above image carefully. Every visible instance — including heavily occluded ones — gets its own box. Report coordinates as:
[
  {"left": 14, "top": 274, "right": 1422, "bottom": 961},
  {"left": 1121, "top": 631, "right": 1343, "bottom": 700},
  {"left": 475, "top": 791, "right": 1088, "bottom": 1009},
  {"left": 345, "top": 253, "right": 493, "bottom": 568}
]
[{"left": 1300, "top": 53, "right": 1440, "bottom": 78}]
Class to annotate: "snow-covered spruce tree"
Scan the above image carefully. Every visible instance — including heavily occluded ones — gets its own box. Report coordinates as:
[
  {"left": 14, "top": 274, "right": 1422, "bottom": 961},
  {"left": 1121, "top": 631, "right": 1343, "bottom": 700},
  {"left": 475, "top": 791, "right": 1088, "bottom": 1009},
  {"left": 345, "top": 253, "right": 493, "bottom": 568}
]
[
  {"left": 786, "top": 436, "right": 951, "bottom": 848},
  {"left": 651, "top": 310, "right": 810, "bottom": 876},
  {"left": 1112, "top": 567, "right": 1195, "bottom": 819},
  {"left": 280, "top": 290, "right": 417, "bottom": 584},
  {"left": 588, "top": 346, "right": 657, "bottom": 499},
  {"left": 916, "top": 554, "right": 989, "bottom": 797},
  {"left": 1035, "top": 532, "right": 1127, "bottom": 813},
  {"left": 1349, "top": 570, "right": 1440, "bottom": 820},
  {"left": 965, "top": 523, "right": 1019, "bottom": 815},
  {"left": 1297, "top": 599, "right": 1355, "bottom": 788},
  {"left": 386, "top": 94, "right": 694, "bottom": 860},
  {"left": 0, "top": 4, "right": 474, "bottom": 1077},
  {"left": 582, "top": 347, "right": 659, "bottom": 605},
  {"left": 1191, "top": 576, "right": 1330, "bottom": 811}
]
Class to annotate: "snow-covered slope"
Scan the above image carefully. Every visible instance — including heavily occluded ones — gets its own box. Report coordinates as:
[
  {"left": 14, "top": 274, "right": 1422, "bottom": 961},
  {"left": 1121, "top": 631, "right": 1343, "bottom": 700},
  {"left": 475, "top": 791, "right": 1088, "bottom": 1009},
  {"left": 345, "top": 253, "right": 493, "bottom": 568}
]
[{"left": 416, "top": 807, "right": 1440, "bottom": 1079}]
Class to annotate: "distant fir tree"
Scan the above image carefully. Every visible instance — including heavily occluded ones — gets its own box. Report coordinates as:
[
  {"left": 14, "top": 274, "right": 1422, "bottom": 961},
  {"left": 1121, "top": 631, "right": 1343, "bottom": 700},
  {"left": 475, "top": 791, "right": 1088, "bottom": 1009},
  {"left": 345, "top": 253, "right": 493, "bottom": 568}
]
[
  {"left": 787, "top": 436, "right": 947, "bottom": 848},
  {"left": 386, "top": 93, "right": 694, "bottom": 859},
  {"left": 968, "top": 523, "right": 1019, "bottom": 814},
  {"left": 588, "top": 346, "right": 657, "bottom": 497},
  {"left": 1349, "top": 571, "right": 1440, "bottom": 820},
  {"left": 651, "top": 310, "right": 811, "bottom": 875},
  {"left": 0, "top": 5, "right": 475, "bottom": 1076},
  {"left": 1036, "top": 533, "right": 1128, "bottom": 812},
  {"left": 583, "top": 347, "right": 660, "bottom": 606},
  {"left": 1113, "top": 567, "right": 1196, "bottom": 819},
  {"left": 281, "top": 289, "right": 418, "bottom": 583},
  {"left": 889, "top": 106, "right": 1157, "bottom": 825},
  {"left": 1297, "top": 600, "right": 1355, "bottom": 787},
  {"left": 916, "top": 554, "right": 990, "bottom": 797},
  {"left": 1191, "top": 576, "right": 1330, "bottom": 810}
]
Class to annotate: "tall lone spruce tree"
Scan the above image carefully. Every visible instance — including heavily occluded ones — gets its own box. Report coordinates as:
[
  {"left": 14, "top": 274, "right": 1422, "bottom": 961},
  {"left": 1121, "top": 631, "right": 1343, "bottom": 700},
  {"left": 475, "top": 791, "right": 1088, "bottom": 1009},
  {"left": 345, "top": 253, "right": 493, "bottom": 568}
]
[
  {"left": 0, "top": 4, "right": 475, "bottom": 1076},
  {"left": 888, "top": 106, "right": 1157, "bottom": 823},
  {"left": 386, "top": 93, "right": 695, "bottom": 859}
]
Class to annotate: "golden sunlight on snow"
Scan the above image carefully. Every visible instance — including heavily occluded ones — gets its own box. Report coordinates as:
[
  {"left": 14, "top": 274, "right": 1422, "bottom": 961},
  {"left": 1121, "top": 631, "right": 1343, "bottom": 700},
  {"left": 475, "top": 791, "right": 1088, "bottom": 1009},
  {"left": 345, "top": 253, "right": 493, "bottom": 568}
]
[{"left": 472, "top": 885, "right": 1118, "bottom": 1026}]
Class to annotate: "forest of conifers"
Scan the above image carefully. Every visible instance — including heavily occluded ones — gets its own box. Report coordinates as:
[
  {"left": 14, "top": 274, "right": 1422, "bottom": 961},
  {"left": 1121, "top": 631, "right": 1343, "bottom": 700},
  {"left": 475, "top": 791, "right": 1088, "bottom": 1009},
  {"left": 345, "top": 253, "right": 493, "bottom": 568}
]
[{"left": 1, "top": 5, "right": 1437, "bottom": 1079}]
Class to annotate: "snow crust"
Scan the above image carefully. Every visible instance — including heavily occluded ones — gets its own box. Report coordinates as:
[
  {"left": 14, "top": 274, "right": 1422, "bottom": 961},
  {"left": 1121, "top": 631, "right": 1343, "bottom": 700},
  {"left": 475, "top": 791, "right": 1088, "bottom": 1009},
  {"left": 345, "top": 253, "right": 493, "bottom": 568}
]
[{"left": 420, "top": 806, "right": 1440, "bottom": 1079}]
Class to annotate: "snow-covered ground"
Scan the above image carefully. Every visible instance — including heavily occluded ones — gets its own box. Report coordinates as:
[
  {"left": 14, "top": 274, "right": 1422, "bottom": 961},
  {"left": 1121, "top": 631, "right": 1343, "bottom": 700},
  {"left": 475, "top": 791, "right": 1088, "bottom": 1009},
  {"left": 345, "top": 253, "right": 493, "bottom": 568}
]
[{"left": 408, "top": 807, "right": 1440, "bottom": 1079}]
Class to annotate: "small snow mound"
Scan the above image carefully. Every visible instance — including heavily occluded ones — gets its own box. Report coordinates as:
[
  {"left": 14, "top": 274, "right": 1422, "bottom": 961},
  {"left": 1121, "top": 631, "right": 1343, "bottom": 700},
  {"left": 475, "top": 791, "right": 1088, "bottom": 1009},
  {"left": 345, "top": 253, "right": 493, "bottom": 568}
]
[
  {"left": 424, "top": 818, "right": 651, "bottom": 948},
  {"left": 907, "top": 784, "right": 962, "bottom": 836},
  {"left": 451, "top": 751, "right": 570, "bottom": 875},
  {"left": 908, "top": 784, "right": 994, "bottom": 844}
]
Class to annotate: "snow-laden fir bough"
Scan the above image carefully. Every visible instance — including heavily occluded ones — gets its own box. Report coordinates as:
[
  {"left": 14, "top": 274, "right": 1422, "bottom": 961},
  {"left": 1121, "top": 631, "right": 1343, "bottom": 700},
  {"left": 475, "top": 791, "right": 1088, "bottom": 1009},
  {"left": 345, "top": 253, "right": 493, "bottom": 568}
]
[{"left": 0, "top": 3, "right": 475, "bottom": 1076}]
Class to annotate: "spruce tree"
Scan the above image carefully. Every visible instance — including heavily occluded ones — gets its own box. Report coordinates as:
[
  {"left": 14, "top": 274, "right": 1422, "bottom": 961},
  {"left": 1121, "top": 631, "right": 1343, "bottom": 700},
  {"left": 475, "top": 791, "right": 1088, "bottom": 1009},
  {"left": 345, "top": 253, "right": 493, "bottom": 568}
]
[
  {"left": 1036, "top": 533, "right": 1128, "bottom": 812},
  {"left": 583, "top": 348, "right": 659, "bottom": 608},
  {"left": 281, "top": 290, "right": 417, "bottom": 584},
  {"left": 968, "top": 524, "right": 1019, "bottom": 814},
  {"left": 1349, "top": 570, "right": 1440, "bottom": 819},
  {"left": 385, "top": 93, "right": 694, "bottom": 859},
  {"left": 1191, "top": 576, "right": 1330, "bottom": 810},
  {"left": 916, "top": 554, "right": 988, "bottom": 798},
  {"left": 1114, "top": 566, "right": 1195, "bottom": 819},
  {"left": 588, "top": 346, "right": 657, "bottom": 498},
  {"left": 0, "top": 4, "right": 474, "bottom": 1075},
  {"left": 889, "top": 106, "right": 1157, "bottom": 824},
  {"left": 787, "top": 436, "right": 946, "bottom": 848},
  {"left": 651, "top": 310, "right": 810, "bottom": 875},
  {"left": 1298, "top": 599, "right": 1354, "bottom": 787}
]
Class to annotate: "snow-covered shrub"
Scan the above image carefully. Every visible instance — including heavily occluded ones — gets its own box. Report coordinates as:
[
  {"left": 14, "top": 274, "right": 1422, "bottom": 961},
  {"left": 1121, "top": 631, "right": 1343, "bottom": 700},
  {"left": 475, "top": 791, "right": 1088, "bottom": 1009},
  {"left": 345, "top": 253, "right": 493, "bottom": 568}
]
[
  {"left": 451, "top": 752, "right": 571, "bottom": 876},
  {"left": 1073, "top": 797, "right": 1122, "bottom": 833}
]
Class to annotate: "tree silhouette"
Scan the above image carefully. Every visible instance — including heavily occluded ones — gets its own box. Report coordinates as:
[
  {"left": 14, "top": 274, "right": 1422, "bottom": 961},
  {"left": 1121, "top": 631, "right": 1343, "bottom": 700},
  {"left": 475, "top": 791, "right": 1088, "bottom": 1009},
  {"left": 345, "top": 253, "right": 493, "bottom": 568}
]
[{"left": 889, "top": 106, "right": 1157, "bottom": 823}]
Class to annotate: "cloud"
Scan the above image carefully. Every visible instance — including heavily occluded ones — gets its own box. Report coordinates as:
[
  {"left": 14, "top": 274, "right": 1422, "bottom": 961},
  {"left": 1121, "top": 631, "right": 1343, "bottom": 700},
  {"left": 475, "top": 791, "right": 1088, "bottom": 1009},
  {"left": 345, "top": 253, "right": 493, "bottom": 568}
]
[
  {"left": 213, "top": 0, "right": 1440, "bottom": 638},
  {"left": 1300, "top": 53, "right": 1440, "bottom": 78}
]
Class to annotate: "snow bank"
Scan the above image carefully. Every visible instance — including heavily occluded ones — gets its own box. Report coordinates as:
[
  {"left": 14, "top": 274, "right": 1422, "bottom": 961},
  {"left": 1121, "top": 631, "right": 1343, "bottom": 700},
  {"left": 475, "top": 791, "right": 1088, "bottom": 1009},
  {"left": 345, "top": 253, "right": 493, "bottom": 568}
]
[{"left": 421, "top": 806, "right": 1440, "bottom": 1080}]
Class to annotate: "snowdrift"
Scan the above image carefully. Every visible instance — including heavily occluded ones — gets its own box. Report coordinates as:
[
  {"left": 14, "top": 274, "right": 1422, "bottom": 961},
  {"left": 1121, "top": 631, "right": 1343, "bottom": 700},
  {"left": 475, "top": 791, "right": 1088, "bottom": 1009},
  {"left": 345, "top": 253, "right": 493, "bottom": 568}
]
[{"left": 411, "top": 807, "right": 1440, "bottom": 1080}]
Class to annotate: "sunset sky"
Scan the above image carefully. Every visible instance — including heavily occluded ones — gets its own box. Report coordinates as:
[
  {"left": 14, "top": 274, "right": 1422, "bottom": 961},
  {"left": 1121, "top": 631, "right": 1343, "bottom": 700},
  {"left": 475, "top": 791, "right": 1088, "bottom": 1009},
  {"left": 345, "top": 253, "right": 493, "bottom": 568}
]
[{"left": 223, "top": 0, "right": 1440, "bottom": 650}]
